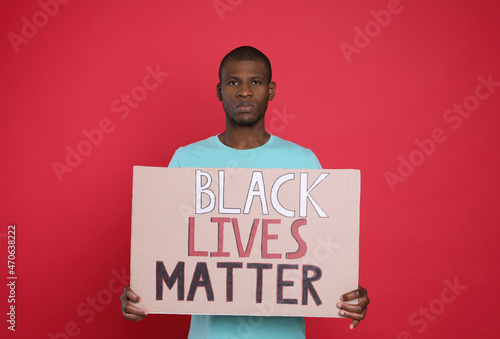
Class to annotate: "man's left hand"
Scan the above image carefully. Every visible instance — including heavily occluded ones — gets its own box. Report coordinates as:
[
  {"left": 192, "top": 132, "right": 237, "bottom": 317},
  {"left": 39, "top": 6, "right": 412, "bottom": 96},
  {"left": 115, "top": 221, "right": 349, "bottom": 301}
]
[{"left": 337, "top": 285, "right": 370, "bottom": 330}]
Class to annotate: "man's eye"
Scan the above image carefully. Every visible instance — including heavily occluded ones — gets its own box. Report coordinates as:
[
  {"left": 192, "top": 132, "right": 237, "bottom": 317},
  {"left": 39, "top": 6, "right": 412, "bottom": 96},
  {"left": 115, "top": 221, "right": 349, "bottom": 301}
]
[
  {"left": 252, "top": 80, "right": 262, "bottom": 85},
  {"left": 228, "top": 81, "right": 238, "bottom": 85}
]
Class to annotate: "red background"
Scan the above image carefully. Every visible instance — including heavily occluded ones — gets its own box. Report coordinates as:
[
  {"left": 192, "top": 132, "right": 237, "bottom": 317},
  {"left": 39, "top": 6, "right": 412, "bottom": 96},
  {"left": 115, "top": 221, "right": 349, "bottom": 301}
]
[{"left": 1, "top": 0, "right": 499, "bottom": 338}]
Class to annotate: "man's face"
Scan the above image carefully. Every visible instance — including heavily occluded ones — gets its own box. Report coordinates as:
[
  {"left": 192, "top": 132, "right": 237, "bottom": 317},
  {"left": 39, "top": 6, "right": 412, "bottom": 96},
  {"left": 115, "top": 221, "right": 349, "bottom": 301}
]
[{"left": 217, "top": 60, "right": 276, "bottom": 127}]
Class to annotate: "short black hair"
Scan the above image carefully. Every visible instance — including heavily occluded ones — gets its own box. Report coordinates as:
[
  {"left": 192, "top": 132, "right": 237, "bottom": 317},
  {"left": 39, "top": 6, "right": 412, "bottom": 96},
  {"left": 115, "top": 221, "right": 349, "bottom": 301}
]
[{"left": 218, "top": 46, "right": 272, "bottom": 83}]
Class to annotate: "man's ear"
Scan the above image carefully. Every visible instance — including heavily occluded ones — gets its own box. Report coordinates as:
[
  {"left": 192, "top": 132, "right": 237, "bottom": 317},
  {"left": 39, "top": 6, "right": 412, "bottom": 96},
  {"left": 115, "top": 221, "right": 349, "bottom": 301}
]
[
  {"left": 268, "top": 81, "right": 276, "bottom": 101},
  {"left": 216, "top": 83, "right": 222, "bottom": 101}
]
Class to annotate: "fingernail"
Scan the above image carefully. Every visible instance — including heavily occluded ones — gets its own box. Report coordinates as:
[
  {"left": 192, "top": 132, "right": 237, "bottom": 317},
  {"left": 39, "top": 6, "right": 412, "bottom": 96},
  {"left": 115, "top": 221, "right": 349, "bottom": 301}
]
[
  {"left": 339, "top": 310, "right": 345, "bottom": 316},
  {"left": 336, "top": 302, "right": 342, "bottom": 308},
  {"left": 349, "top": 324, "right": 354, "bottom": 330}
]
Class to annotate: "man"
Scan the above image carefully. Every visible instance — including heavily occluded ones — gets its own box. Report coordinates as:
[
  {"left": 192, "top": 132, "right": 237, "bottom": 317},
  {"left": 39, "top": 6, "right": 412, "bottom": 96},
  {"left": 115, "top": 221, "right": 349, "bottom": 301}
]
[{"left": 121, "top": 46, "right": 369, "bottom": 338}]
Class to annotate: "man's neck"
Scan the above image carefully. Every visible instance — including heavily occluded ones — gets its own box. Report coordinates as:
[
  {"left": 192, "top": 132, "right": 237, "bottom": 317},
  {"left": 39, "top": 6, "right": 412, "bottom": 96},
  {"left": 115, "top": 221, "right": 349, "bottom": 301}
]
[{"left": 218, "top": 127, "right": 271, "bottom": 150}]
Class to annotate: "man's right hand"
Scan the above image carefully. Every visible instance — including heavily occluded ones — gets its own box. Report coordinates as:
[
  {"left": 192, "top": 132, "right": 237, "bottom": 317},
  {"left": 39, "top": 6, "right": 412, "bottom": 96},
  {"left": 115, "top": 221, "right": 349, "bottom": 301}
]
[{"left": 121, "top": 286, "right": 149, "bottom": 321}]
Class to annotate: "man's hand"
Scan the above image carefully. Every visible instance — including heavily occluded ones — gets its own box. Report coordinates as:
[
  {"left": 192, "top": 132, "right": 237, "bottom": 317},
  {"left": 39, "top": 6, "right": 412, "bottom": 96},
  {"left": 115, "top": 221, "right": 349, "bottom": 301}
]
[
  {"left": 121, "top": 286, "right": 149, "bottom": 321},
  {"left": 337, "top": 285, "right": 369, "bottom": 330}
]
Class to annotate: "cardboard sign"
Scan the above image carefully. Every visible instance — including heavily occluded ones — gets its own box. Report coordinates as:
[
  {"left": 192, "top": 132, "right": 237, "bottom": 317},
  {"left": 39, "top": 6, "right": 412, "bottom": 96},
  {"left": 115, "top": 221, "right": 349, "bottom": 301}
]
[{"left": 130, "top": 166, "right": 360, "bottom": 317}]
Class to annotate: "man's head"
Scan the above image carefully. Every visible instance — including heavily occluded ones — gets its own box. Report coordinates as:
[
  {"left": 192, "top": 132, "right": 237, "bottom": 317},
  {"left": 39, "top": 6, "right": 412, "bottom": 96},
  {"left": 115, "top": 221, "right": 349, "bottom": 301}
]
[
  {"left": 217, "top": 46, "right": 276, "bottom": 128},
  {"left": 218, "top": 46, "right": 272, "bottom": 83}
]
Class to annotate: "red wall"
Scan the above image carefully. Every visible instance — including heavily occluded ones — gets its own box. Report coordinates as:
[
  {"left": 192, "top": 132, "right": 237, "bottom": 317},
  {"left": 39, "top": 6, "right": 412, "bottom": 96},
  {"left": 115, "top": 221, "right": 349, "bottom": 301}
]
[{"left": 1, "top": 0, "right": 499, "bottom": 338}]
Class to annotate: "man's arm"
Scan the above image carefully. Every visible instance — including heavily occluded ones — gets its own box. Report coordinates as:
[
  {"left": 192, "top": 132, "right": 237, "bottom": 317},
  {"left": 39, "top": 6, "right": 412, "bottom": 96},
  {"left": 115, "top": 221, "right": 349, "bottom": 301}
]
[
  {"left": 121, "top": 286, "right": 149, "bottom": 321},
  {"left": 336, "top": 285, "right": 369, "bottom": 329}
]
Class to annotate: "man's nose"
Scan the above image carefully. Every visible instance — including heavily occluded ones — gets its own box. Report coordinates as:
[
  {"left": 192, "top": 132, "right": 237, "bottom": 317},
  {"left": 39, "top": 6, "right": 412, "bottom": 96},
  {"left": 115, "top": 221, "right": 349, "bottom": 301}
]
[{"left": 237, "top": 83, "right": 253, "bottom": 97}]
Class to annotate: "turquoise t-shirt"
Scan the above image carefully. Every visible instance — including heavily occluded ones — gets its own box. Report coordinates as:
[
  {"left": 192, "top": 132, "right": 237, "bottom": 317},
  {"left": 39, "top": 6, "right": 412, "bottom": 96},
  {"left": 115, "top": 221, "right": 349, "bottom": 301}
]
[{"left": 168, "top": 135, "right": 322, "bottom": 339}]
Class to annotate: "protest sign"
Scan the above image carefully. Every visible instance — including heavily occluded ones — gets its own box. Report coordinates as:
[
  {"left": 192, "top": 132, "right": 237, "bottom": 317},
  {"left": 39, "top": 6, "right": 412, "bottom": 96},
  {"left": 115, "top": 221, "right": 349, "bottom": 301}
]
[{"left": 130, "top": 166, "right": 360, "bottom": 317}]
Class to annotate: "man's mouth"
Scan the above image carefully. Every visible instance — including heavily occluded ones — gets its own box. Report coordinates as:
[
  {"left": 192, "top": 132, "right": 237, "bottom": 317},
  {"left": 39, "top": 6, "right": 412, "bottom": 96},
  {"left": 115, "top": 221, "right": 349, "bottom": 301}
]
[
  {"left": 236, "top": 102, "right": 255, "bottom": 112},
  {"left": 237, "top": 102, "right": 254, "bottom": 107}
]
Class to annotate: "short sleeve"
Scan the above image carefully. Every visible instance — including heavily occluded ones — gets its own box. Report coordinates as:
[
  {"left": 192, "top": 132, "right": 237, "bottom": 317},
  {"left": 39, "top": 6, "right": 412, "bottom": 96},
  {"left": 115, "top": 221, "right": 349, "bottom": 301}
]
[
  {"left": 167, "top": 149, "right": 181, "bottom": 168},
  {"left": 309, "top": 151, "right": 322, "bottom": 169}
]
